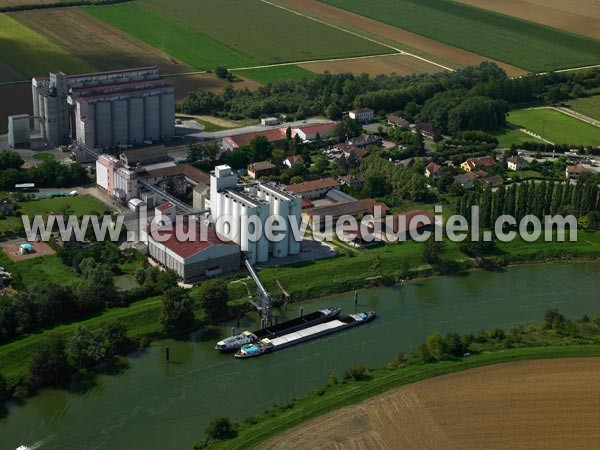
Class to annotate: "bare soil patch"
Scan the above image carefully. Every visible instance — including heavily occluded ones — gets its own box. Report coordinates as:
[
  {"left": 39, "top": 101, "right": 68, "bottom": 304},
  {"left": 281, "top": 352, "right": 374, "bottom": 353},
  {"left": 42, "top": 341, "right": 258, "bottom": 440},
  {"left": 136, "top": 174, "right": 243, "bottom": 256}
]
[
  {"left": 273, "top": 0, "right": 527, "bottom": 76},
  {"left": 168, "top": 74, "right": 262, "bottom": 102},
  {"left": 456, "top": 0, "right": 600, "bottom": 40},
  {"left": 0, "top": 82, "right": 32, "bottom": 134},
  {"left": 2, "top": 240, "right": 56, "bottom": 262},
  {"left": 264, "top": 357, "right": 600, "bottom": 450},
  {"left": 301, "top": 54, "right": 445, "bottom": 77},
  {"left": 10, "top": 9, "right": 195, "bottom": 75}
]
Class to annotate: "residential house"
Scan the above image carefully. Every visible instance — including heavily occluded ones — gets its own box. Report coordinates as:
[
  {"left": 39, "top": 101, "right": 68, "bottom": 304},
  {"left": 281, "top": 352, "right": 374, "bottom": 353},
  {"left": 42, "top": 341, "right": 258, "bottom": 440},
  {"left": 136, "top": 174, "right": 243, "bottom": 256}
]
[
  {"left": 283, "top": 155, "right": 303, "bottom": 168},
  {"left": 507, "top": 155, "right": 527, "bottom": 171},
  {"left": 425, "top": 162, "right": 442, "bottom": 182},
  {"left": 461, "top": 155, "right": 496, "bottom": 172},
  {"left": 565, "top": 164, "right": 588, "bottom": 180},
  {"left": 348, "top": 108, "right": 374, "bottom": 123},
  {"left": 247, "top": 161, "right": 276, "bottom": 179},
  {"left": 348, "top": 133, "right": 380, "bottom": 148},
  {"left": 481, "top": 174, "right": 504, "bottom": 188},
  {"left": 387, "top": 114, "right": 410, "bottom": 128},
  {"left": 285, "top": 177, "right": 340, "bottom": 199},
  {"left": 454, "top": 173, "right": 478, "bottom": 190},
  {"left": 415, "top": 122, "right": 441, "bottom": 140},
  {"left": 338, "top": 173, "right": 365, "bottom": 190}
]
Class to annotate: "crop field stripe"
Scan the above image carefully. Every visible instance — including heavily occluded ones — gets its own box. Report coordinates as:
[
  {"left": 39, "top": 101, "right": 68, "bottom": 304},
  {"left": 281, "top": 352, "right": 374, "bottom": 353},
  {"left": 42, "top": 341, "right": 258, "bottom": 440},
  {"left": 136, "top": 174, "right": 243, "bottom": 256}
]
[
  {"left": 233, "top": 65, "right": 316, "bottom": 83},
  {"left": 83, "top": 3, "right": 260, "bottom": 70},
  {"left": 260, "top": 0, "right": 453, "bottom": 72},
  {"left": 139, "top": 0, "right": 391, "bottom": 64},
  {"left": 319, "top": 0, "right": 600, "bottom": 73},
  {"left": 0, "top": 14, "right": 96, "bottom": 80},
  {"left": 507, "top": 107, "right": 600, "bottom": 147}
]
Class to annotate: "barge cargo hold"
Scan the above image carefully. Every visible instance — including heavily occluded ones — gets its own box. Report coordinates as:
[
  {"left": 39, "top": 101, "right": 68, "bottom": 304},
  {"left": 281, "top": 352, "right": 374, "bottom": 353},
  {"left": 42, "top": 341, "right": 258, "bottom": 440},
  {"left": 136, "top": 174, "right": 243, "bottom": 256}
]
[
  {"left": 215, "top": 307, "right": 342, "bottom": 351},
  {"left": 235, "top": 311, "right": 376, "bottom": 358}
]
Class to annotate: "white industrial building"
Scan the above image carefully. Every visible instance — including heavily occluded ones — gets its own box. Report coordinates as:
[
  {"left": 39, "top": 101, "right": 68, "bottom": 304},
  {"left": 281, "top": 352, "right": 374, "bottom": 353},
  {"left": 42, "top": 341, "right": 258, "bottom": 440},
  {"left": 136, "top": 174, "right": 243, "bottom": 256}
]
[
  {"left": 7, "top": 114, "right": 31, "bottom": 148},
  {"left": 31, "top": 67, "right": 174, "bottom": 148},
  {"left": 210, "top": 165, "right": 302, "bottom": 264}
]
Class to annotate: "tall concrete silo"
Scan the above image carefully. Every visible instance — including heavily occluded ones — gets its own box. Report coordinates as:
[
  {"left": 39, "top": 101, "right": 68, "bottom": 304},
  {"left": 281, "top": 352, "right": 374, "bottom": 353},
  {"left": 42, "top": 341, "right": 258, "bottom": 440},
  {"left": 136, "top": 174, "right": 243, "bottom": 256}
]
[
  {"left": 128, "top": 97, "right": 144, "bottom": 144},
  {"left": 143, "top": 95, "right": 160, "bottom": 142},
  {"left": 159, "top": 93, "right": 175, "bottom": 139},
  {"left": 288, "top": 196, "right": 302, "bottom": 255},
  {"left": 94, "top": 101, "right": 112, "bottom": 148},
  {"left": 256, "top": 202, "right": 270, "bottom": 263},
  {"left": 111, "top": 99, "right": 128, "bottom": 147},
  {"left": 272, "top": 198, "right": 289, "bottom": 258}
]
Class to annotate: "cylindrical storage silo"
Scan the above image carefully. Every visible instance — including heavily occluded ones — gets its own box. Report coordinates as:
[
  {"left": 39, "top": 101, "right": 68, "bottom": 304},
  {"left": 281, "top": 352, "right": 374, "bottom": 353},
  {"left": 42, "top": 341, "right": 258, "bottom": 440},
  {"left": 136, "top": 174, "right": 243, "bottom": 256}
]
[
  {"left": 288, "top": 196, "right": 301, "bottom": 255},
  {"left": 128, "top": 97, "right": 144, "bottom": 144},
  {"left": 94, "top": 102, "right": 112, "bottom": 148},
  {"left": 111, "top": 99, "right": 128, "bottom": 147},
  {"left": 256, "top": 202, "right": 270, "bottom": 263},
  {"left": 272, "top": 198, "right": 289, "bottom": 258},
  {"left": 159, "top": 93, "right": 175, "bottom": 140},
  {"left": 31, "top": 84, "right": 39, "bottom": 132},
  {"left": 144, "top": 95, "right": 160, "bottom": 142},
  {"left": 241, "top": 205, "right": 257, "bottom": 264}
]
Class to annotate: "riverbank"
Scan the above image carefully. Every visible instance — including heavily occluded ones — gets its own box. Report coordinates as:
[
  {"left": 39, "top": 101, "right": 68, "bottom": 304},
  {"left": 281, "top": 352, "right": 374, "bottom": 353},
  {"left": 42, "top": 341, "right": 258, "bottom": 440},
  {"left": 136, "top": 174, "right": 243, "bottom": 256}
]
[
  {"left": 205, "top": 345, "right": 600, "bottom": 449},
  {"left": 1, "top": 232, "right": 599, "bottom": 400},
  {"left": 260, "top": 357, "right": 600, "bottom": 450}
]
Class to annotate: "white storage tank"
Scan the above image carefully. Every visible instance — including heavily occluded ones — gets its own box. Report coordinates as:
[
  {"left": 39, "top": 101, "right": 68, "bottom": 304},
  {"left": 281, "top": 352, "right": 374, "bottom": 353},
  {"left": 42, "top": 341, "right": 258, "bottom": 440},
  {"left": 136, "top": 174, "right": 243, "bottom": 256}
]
[
  {"left": 144, "top": 95, "right": 160, "bottom": 142},
  {"left": 111, "top": 99, "right": 128, "bottom": 147},
  {"left": 128, "top": 97, "right": 144, "bottom": 144},
  {"left": 159, "top": 93, "right": 175, "bottom": 139},
  {"left": 95, "top": 101, "right": 112, "bottom": 148}
]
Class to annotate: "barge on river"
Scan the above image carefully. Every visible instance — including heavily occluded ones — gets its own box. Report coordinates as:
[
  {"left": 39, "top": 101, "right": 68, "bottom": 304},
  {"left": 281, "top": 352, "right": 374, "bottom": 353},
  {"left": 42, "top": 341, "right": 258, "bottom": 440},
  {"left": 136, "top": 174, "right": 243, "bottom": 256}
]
[
  {"left": 215, "top": 307, "right": 341, "bottom": 351},
  {"left": 235, "top": 311, "right": 376, "bottom": 358}
]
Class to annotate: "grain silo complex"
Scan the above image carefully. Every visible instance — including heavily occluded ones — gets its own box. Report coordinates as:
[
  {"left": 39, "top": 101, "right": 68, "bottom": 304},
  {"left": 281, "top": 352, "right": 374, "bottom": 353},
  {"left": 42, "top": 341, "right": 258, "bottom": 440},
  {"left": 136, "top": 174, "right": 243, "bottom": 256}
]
[{"left": 31, "top": 66, "right": 175, "bottom": 148}]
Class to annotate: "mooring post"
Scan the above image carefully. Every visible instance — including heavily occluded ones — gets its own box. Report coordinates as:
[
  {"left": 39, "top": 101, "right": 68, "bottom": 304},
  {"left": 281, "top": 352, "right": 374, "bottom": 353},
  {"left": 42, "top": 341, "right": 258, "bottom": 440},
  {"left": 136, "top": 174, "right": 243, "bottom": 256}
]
[
  {"left": 300, "top": 307, "right": 304, "bottom": 317},
  {"left": 165, "top": 346, "right": 170, "bottom": 363}
]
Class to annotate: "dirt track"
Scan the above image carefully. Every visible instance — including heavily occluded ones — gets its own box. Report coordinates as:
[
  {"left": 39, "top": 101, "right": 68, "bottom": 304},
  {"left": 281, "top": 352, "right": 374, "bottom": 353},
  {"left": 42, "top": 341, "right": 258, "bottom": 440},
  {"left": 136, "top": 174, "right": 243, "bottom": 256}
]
[
  {"left": 273, "top": 0, "right": 527, "bottom": 76},
  {"left": 457, "top": 0, "right": 600, "bottom": 40},
  {"left": 264, "top": 358, "right": 600, "bottom": 450},
  {"left": 301, "top": 54, "right": 445, "bottom": 77}
]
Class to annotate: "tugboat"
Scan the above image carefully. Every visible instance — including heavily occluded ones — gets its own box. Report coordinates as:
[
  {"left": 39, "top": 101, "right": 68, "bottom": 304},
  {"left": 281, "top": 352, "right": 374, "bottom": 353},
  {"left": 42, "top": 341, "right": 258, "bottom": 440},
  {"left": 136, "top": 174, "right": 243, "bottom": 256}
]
[
  {"left": 235, "top": 310, "right": 376, "bottom": 358},
  {"left": 215, "top": 307, "right": 342, "bottom": 351}
]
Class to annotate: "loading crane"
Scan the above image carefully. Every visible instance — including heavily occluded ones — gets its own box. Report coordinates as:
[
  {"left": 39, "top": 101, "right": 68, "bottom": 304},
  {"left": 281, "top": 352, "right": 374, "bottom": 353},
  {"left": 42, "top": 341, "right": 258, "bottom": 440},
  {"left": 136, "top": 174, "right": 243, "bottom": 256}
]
[{"left": 244, "top": 259, "right": 272, "bottom": 328}]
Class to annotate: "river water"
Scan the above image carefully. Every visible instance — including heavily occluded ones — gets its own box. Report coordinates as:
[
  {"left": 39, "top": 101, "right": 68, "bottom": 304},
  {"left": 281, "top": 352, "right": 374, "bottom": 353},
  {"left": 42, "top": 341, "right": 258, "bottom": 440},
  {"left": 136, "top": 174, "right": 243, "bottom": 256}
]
[{"left": 1, "top": 262, "right": 599, "bottom": 450}]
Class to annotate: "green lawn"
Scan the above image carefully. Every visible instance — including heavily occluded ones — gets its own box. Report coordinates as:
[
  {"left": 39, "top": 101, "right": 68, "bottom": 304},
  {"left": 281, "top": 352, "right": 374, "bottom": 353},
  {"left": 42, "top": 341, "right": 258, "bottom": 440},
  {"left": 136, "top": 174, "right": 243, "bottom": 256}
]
[
  {"left": 84, "top": 3, "right": 259, "bottom": 70},
  {"left": 0, "top": 194, "right": 109, "bottom": 234},
  {"left": 0, "top": 14, "right": 95, "bottom": 81},
  {"left": 320, "top": 0, "right": 600, "bottom": 72},
  {"left": 234, "top": 65, "right": 317, "bottom": 84},
  {"left": 567, "top": 96, "right": 600, "bottom": 121},
  {"left": 507, "top": 108, "right": 600, "bottom": 146},
  {"left": 0, "top": 251, "right": 81, "bottom": 287},
  {"left": 138, "top": 0, "right": 390, "bottom": 64},
  {"left": 505, "top": 170, "right": 551, "bottom": 181},
  {"left": 492, "top": 126, "right": 544, "bottom": 148},
  {"left": 32, "top": 152, "right": 55, "bottom": 161}
]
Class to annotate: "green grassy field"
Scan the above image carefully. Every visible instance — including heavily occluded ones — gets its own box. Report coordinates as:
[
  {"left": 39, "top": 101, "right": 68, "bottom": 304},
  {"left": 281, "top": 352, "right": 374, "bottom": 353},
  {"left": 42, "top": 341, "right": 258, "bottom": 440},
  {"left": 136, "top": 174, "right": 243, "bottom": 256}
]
[
  {"left": 139, "top": 0, "right": 390, "bottom": 64},
  {"left": 568, "top": 96, "right": 600, "bottom": 121},
  {"left": 320, "top": 0, "right": 600, "bottom": 72},
  {"left": 0, "top": 14, "right": 95, "bottom": 79},
  {"left": 492, "top": 126, "right": 544, "bottom": 148},
  {"left": 32, "top": 153, "right": 55, "bottom": 161},
  {"left": 84, "top": 3, "right": 259, "bottom": 70},
  {"left": 213, "top": 344, "right": 600, "bottom": 449},
  {"left": 507, "top": 108, "right": 600, "bottom": 146},
  {"left": 505, "top": 170, "right": 551, "bottom": 181},
  {"left": 234, "top": 65, "right": 317, "bottom": 84}
]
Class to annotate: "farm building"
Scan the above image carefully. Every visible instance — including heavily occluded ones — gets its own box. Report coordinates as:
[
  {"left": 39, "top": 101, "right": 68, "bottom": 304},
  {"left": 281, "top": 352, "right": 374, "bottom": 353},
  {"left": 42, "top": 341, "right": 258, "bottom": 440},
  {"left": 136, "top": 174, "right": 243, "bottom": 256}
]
[
  {"left": 285, "top": 177, "right": 340, "bottom": 199},
  {"left": 222, "top": 128, "right": 287, "bottom": 151},
  {"left": 120, "top": 145, "right": 169, "bottom": 168},
  {"left": 292, "top": 122, "right": 336, "bottom": 141},
  {"left": 348, "top": 108, "right": 374, "bottom": 123},
  {"left": 32, "top": 67, "right": 175, "bottom": 148},
  {"left": 372, "top": 210, "right": 436, "bottom": 242},
  {"left": 147, "top": 221, "right": 240, "bottom": 282}
]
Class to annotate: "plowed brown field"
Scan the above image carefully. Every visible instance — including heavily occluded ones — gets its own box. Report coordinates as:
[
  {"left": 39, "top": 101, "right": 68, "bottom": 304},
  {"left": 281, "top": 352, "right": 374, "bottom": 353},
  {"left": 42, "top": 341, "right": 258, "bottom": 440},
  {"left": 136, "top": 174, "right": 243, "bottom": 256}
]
[
  {"left": 272, "top": 0, "right": 527, "bottom": 76},
  {"left": 168, "top": 74, "right": 262, "bottom": 102},
  {"left": 264, "top": 358, "right": 600, "bottom": 450},
  {"left": 301, "top": 54, "right": 445, "bottom": 77},
  {"left": 10, "top": 9, "right": 194, "bottom": 75},
  {"left": 456, "top": 0, "right": 600, "bottom": 40}
]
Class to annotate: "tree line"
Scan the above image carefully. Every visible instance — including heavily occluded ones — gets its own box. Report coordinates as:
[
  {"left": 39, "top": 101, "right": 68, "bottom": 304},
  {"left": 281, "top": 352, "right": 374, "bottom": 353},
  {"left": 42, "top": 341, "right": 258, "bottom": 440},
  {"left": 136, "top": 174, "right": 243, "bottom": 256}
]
[{"left": 456, "top": 173, "right": 600, "bottom": 229}]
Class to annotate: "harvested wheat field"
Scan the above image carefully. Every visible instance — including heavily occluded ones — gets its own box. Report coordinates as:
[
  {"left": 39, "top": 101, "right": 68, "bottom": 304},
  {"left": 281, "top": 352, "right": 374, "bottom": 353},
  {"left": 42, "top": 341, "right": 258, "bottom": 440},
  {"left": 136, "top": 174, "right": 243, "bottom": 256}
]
[
  {"left": 301, "top": 54, "right": 445, "bottom": 77},
  {"left": 10, "top": 8, "right": 194, "bottom": 75},
  {"left": 456, "top": 0, "right": 600, "bottom": 40},
  {"left": 264, "top": 358, "right": 600, "bottom": 450},
  {"left": 272, "top": 0, "right": 527, "bottom": 76},
  {"left": 168, "top": 74, "right": 262, "bottom": 102}
]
